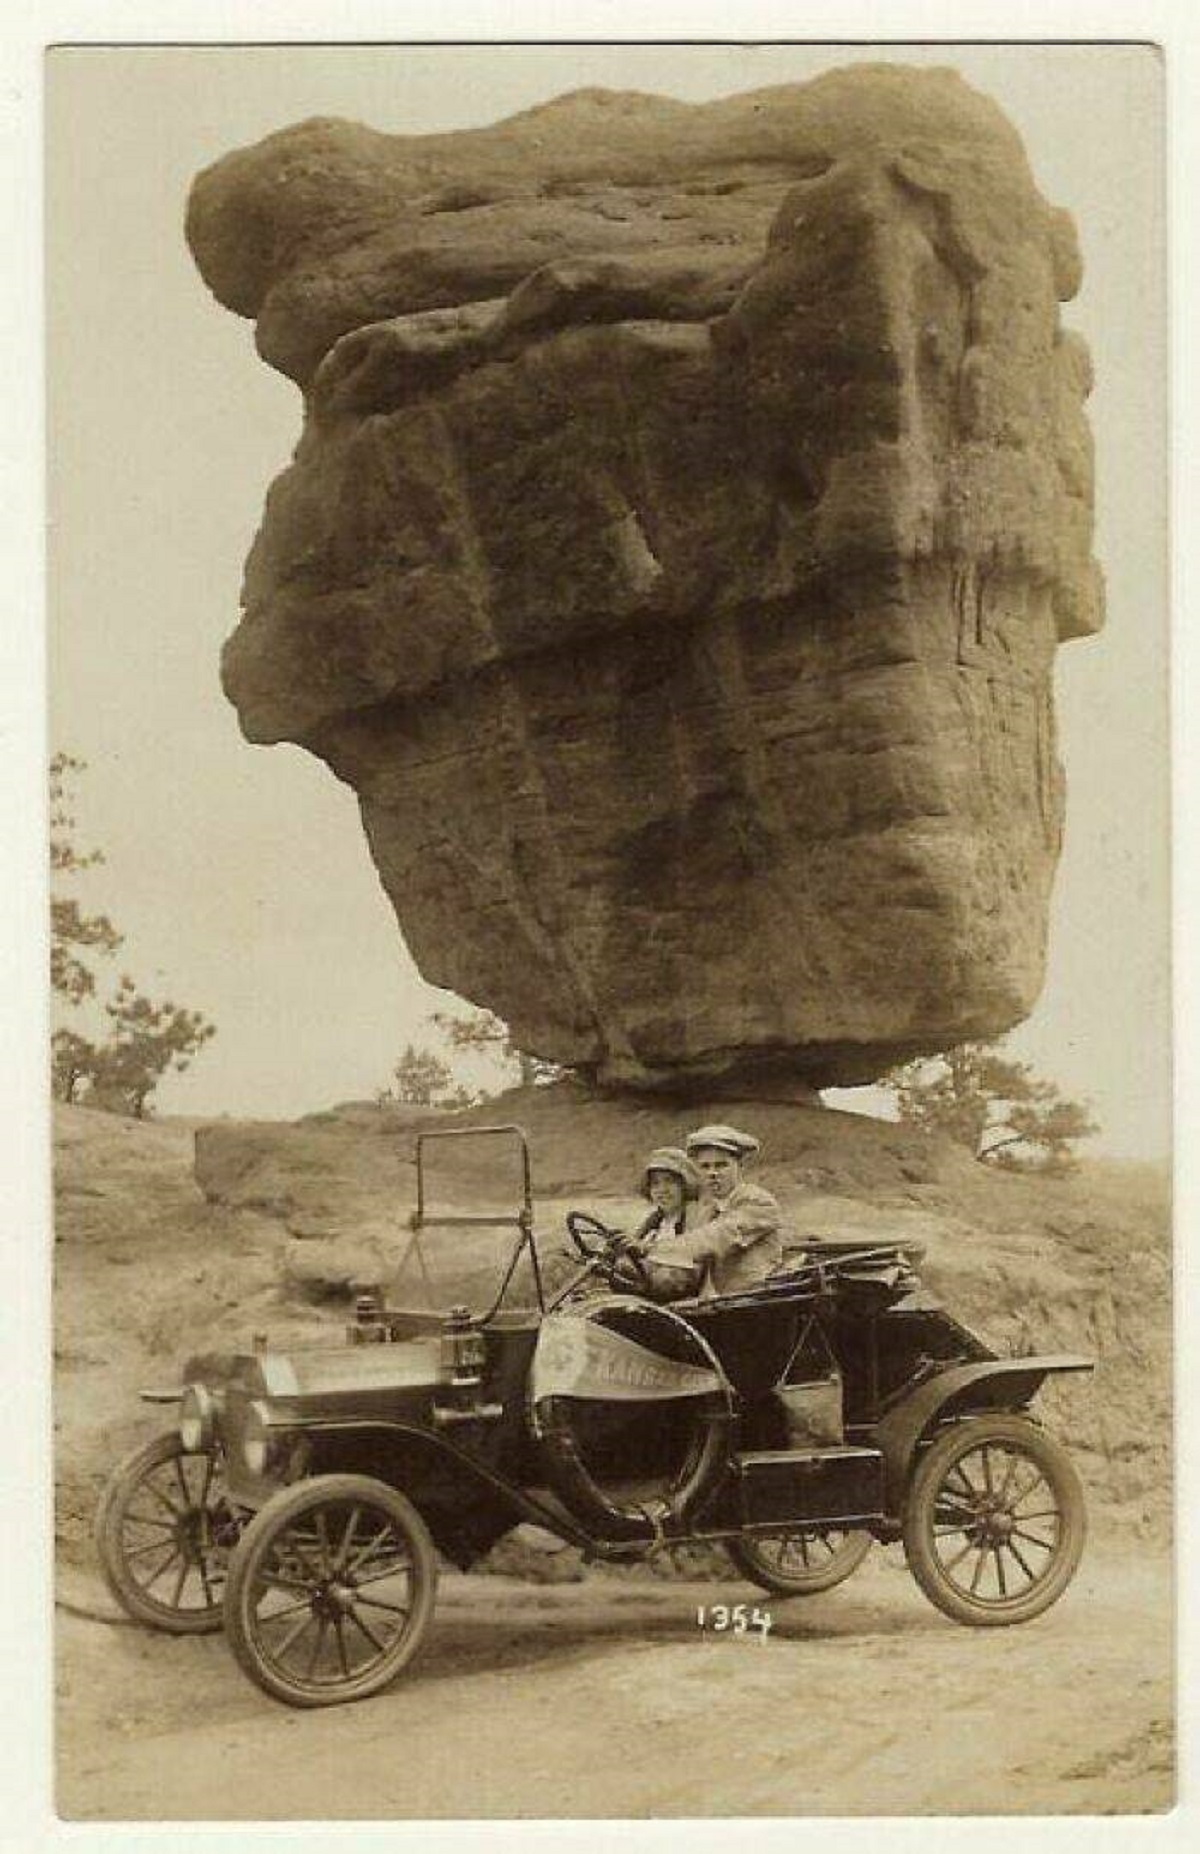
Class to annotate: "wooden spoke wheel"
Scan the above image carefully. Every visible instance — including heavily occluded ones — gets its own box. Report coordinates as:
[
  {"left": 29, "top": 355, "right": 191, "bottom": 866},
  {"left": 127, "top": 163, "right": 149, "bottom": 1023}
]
[
  {"left": 95, "top": 1432, "right": 237, "bottom": 1633},
  {"left": 728, "top": 1527, "right": 872, "bottom": 1596},
  {"left": 903, "top": 1414, "right": 1086, "bottom": 1627},
  {"left": 224, "top": 1475, "right": 438, "bottom": 1707}
]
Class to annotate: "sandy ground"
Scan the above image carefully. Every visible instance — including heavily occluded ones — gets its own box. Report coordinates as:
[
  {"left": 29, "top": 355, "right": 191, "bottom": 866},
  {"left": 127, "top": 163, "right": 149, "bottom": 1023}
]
[{"left": 56, "top": 1540, "right": 1172, "bottom": 1820}]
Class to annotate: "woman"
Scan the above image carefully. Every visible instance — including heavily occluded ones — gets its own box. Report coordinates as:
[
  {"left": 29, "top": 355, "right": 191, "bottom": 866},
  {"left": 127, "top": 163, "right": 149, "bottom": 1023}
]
[
  {"left": 614, "top": 1147, "right": 707, "bottom": 1301},
  {"left": 627, "top": 1146, "right": 701, "bottom": 1249}
]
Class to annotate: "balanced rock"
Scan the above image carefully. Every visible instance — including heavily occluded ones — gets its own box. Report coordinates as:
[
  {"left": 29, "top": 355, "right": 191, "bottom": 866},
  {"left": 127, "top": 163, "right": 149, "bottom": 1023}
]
[{"left": 187, "top": 65, "right": 1102, "bottom": 1092}]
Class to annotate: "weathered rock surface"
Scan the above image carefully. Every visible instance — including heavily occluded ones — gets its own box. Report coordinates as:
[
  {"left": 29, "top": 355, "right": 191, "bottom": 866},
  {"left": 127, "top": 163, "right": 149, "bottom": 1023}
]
[{"left": 188, "top": 65, "right": 1103, "bottom": 1090}]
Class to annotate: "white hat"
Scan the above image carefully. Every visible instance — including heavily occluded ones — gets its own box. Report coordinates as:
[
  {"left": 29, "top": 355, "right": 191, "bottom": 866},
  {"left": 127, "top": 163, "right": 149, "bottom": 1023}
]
[{"left": 685, "top": 1124, "right": 761, "bottom": 1160}]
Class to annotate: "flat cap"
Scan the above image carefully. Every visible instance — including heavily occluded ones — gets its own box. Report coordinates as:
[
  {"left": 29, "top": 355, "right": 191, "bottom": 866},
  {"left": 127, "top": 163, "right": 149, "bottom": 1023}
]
[{"left": 685, "top": 1124, "right": 762, "bottom": 1160}]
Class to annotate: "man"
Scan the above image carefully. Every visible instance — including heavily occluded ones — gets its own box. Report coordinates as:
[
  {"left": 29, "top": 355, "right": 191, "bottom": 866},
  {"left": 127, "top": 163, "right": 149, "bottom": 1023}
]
[
  {"left": 630, "top": 1124, "right": 784, "bottom": 1300},
  {"left": 683, "top": 1124, "right": 785, "bottom": 1295}
]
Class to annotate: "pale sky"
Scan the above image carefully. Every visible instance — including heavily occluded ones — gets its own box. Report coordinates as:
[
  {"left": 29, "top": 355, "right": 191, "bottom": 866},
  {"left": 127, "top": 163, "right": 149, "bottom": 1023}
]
[{"left": 45, "top": 42, "right": 1170, "bottom": 1153}]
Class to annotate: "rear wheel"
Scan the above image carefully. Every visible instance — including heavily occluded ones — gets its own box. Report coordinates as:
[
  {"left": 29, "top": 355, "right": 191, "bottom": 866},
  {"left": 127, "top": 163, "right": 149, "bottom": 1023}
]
[
  {"left": 94, "top": 1431, "right": 236, "bottom": 1633},
  {"left": 224, "top": 1474, "right": 438, "bottom": 1707},
  {"left": 903, "top": 1414, "right": 1086, "bottom": 1626},
  {"left": 728, "top": 1527, "right": 872, "bottom": 1596}
]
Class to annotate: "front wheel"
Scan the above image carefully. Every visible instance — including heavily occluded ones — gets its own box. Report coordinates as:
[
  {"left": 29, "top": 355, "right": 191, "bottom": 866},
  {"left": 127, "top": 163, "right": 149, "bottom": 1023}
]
[
  {"left": 728, "top": 1528, "right": 872, "bottom": 1596},
  {"left": 94, "top": 1431, "right": 237, "bottom": 1633},
  {"left": 224, "top": 1474, "right": 439, "bottom": 1707},
  {"left": 903, "top": 1414, "right": 1086, "bottom": 1627}
]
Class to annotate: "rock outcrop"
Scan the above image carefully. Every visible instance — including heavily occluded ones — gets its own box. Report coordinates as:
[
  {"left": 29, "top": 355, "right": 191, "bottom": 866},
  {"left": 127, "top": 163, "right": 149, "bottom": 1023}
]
[{"left": 187, "top": 65, "right": 1102, "bottom": 1091}]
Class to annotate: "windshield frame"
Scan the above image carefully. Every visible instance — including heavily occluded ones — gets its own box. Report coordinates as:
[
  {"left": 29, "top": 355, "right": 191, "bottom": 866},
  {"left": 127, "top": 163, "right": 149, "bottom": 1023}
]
[{"left": 396, "top": 1123, "right": 546, "bottom": 1321}]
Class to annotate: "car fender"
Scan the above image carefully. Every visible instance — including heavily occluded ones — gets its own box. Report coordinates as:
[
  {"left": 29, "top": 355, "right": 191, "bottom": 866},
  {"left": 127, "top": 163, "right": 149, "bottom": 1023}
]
[
  {"left": 869, "top": 1354, "right": 1093, "bottom": 1512},
  {"left": 297, "top": 1414, "right": 597, "bottom": 1549}
]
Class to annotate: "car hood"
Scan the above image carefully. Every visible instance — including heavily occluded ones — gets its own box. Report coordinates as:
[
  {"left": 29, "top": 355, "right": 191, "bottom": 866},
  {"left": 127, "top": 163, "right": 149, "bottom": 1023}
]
[{"left": 180, "top": 1337, "right": 447, "bottom": 1400}]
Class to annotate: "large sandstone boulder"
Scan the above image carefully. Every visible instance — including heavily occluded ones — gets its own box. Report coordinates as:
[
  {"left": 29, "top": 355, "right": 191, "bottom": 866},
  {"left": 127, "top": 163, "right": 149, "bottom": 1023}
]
[{"left": 187, "top": 65, "right": 1102, "bottom": 1091}]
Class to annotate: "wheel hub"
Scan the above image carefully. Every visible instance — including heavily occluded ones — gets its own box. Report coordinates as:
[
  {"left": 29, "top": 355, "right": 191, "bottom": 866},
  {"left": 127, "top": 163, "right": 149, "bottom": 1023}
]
[
  {"left": 953, "top": 1487, "right": 1021, "bottom": 1546},
  {"left": 175, "top": 1508, "right": 211, "bottom": 1563},
  {"left": 308, "top": 1576, "right": 359, "bottom": 1617}
]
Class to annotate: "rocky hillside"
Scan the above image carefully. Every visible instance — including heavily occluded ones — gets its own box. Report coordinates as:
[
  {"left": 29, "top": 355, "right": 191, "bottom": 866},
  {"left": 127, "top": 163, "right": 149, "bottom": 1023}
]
[{"left": 54, "top": 1088, "right": 1170, "bottom": 1568}]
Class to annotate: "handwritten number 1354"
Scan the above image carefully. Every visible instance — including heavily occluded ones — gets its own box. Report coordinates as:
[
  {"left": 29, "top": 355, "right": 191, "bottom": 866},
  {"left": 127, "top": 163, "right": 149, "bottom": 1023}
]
[{"left": 696, "top": 1603, "right": 772, "bottom": 1640}]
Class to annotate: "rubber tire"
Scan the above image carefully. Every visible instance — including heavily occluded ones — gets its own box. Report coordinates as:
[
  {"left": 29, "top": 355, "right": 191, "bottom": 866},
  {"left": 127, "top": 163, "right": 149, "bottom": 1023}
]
[
  {"left": 224, "top": 1474, "right": 439, "bottom": 1708},
  {"left": 94, "top": 1431, "right": 228, "bottom": 1634},
  {"left": 728, "top": 1528, "right": 872, "bottom": 1596},
  {"left": 903, "top": 1414, "right": 1086, "bottom": 1627}
]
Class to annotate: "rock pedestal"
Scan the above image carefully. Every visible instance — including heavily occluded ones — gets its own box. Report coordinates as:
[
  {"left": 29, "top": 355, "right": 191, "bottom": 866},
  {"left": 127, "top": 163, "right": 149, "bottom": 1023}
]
[{"left": 188, "top": 65, "right": 1102, "bottom": 1090}]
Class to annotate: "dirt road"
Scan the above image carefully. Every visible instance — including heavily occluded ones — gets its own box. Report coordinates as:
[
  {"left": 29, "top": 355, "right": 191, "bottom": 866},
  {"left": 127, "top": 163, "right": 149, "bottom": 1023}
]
[{"left": 56, "top": 1541, "right": 1172, "bottom": 1819}]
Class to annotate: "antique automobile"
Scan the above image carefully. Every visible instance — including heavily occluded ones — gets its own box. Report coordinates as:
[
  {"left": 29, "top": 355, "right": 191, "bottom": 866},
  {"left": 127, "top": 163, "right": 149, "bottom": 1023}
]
[{"left": 95, "top": 1125, "right": 1093, "bottom": 1707}]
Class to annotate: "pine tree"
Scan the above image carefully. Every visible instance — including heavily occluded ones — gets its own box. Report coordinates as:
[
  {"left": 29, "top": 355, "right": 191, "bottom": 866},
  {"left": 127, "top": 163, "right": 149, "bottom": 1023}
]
[
  {"left": 429, "top": 1005, "right": 565, "bottom": 1089},
  {"left": 87, "top": 977, "right": 216, "bottom": 1119},
  {"left": 884, "top": 1041, "right": 1098, "bottom": 1171},
  {"left": 381, "top": 1044, "right": 458, "bottom": 1108},
  {"left": 49, "top": 753, "right": 122, "bottom": 1004},
  {"left": 49, "top": 755, "right": 216, "bottom": 1114}
]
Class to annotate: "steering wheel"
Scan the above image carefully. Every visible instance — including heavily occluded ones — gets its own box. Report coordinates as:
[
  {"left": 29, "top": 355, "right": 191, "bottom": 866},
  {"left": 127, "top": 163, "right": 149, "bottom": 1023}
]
[
  {"left": 565, "top": 1209, "right": 623, "bottom": 1260},
  {"left": 564, "top": 1211, "right": 662, "bottom": 1299}
]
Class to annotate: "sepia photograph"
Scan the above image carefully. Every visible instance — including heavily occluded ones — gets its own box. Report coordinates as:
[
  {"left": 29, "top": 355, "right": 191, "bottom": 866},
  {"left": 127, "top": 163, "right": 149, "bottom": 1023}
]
[{"left": 28, "top": 18, "right": 1181, "bottom": 1833}]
